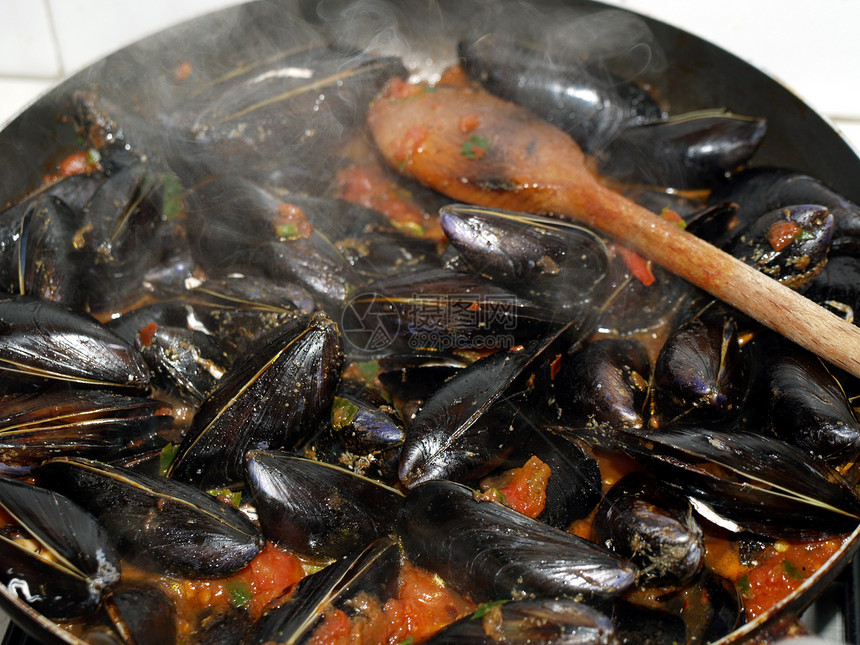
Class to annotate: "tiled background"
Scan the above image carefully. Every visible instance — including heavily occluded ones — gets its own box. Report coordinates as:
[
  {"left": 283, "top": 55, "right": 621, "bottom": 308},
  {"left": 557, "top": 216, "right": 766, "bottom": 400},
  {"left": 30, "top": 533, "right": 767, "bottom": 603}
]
[
  {"left": 1, "top": 0, "right": 859, "bottom": 152},
  {"left": 0, "top": 0, "right": 857, "bottom": 643}
]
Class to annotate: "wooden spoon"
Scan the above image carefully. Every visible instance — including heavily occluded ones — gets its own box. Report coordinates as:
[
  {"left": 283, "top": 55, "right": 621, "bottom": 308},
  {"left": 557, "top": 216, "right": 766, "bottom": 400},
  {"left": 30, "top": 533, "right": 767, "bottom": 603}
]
[{"left": 367, "top": 80, "right": 860, "bottom": 378}]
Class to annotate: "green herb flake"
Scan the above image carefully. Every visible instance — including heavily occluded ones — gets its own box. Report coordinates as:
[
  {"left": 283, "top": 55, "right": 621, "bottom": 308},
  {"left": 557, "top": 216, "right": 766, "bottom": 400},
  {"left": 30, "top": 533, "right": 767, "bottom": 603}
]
[
  {"left": 226, "top": 580, "right": 253, "bottom": 608},
  {"left": 783, "top": 560, "right": 806, "bottom": 581},
  {"left": 353, "top": 360, "right": 381, "bottom": 385},
  {"left": 795, "top": 230, "right": 815, "bottom": 242},
  {"left": 207, "top": 488, "right": 242, "bottom": 508},
  {"left": 159, "top": 443, "right": 179, "bottom": 475},
  {"left": 86, "top": 148, "right": 102, "bottom": 166},
  {"left": 396, "top": 638, "right": 415, "bottom": 645},
  {"left": 471, "top": 599, "right": 509, "bottom": 620},
  {"left": 460, "top": 134, "right": 491, "bottom": 160},
  {"left": 332, "top": 396, "right": 360, "bottom": 429},
  {"left": 161, "top": 172, "right": 184, "bottom": 221},
  {"left": 276, "top": 222, "right": 300, "bottom": 240},
  {"left": 736, "top": 574, "right": 751, "bottom": 598}
]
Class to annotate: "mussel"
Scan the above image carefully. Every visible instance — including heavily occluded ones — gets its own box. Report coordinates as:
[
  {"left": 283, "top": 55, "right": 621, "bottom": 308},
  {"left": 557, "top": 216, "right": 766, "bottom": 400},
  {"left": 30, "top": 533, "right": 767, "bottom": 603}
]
[
  {"left": 245, "top": 450, "right": 404, "bottom": 559},
  {"left": 0, "top": 476, "right": 121, "bottom": 620},
  {"left": 37, "top": 456, "right": 264, "bottom": 578},
  {"left": 167, "top": 312, "right": 343, "bottom": 488},
  {"left": 399, "top": 479, "right": 637, "bottom": 601}
]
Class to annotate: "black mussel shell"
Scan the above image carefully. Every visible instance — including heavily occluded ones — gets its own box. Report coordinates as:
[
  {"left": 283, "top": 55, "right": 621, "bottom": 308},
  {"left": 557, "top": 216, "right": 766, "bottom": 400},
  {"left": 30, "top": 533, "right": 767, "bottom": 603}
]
[
  {"left": 709, "top": 167, "right": 860, "bottom": 256},
  {"left": 424, "top": 598, "right": 616, "bottom": 645},
  {"left": 190, "top": 273, "right": 316, "bottom": 315},
  {"left": 340, "top": 269, "right": 557, "bottom": 357},
  {"left": 398, "top": 326, "right": 571, "bottom": 488},
  {"left": 18, "top": 194, "right": 85, "bottom": 309},
  {"left": 0, "top": 476, "right": 121, "bottom": 620},
  {"left": 185, "top": 177, "right": 361, "bottom": 310},
  {"left": 252, "top": 537, "right": 399, "bottom": 645},
  {"left": 729, "top": 204, "right": 833, "bottom": 289},
  {"left": 596, "top": 110, "right": 767, "bottom": 189},
  {"left": 399, "top": 480, "right": 636, "bottom": 602},
  {"left": 172, "top": 45, "right": 407, "bottom": 190},
  {"left": 458, "top": 33, "right": 663, "bottom": 155},
  {"left": 556, "top": 337, "right": 651, "bottom": 431},
  {"left": 105, "top": 583, "right": 177, "bottom": 645},
  {"left": 439, "top": 204, "right": 610, "bottom": 311},
  {"left": 308, "top": 382, "right": 405, "bottom": 482},
  {"left": 245, "top": 451, "right": 404, "bottom": 559},
  {"left": 74, "top": 162, "right": 176, "bottom": 313},
  {"left": 0, "top": 295, "right": 149, "bottom": 389},
  {"left": 37, "top": 457, "right": 264, "bottom": 578},
  {"left": 135, "top": 324, "right": 233, "bottom": 404},
  {"left": 168, "top": 312, "right": 343, "bottom": 488},
  {"left": 744, "top": 334, "right": 860, "bottom": 465},
  {"left": 592, "top": 472, "right": 704, "bottom": 588},
  {"left": 652, "top": 314, "right": 746, "bottom": 427},
  {"left": 616, "top": 426, "right": 860, "bottom": 538},
  {"left": 0, "top": 388, "right": 170, "bottom": 469}
]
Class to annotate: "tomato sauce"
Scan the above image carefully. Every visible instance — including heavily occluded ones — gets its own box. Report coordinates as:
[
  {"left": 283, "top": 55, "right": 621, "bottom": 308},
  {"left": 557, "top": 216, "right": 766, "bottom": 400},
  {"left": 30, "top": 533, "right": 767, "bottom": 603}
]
[{"left": 309, "top": 563, "right": 475, "bottom": 644}]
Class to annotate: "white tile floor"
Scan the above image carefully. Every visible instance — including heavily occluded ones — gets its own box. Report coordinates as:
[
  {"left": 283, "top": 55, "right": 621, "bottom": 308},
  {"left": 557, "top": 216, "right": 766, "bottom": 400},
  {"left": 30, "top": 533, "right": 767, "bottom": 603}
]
[{"left": 0, "top": 1, "right": 857, "bottom": 643}]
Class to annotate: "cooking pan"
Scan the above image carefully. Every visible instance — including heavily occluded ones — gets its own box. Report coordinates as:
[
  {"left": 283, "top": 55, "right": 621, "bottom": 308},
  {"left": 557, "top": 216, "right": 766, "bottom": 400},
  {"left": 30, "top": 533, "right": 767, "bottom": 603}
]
[{"left": 0, "top": 0, "right": 858, "bottom": 643}]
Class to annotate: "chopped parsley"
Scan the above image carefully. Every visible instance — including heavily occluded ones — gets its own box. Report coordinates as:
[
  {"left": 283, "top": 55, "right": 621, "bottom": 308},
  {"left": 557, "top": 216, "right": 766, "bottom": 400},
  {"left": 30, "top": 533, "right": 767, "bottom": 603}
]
[{"left": 461, "top": 134, "right": 491, "bottom": 160}]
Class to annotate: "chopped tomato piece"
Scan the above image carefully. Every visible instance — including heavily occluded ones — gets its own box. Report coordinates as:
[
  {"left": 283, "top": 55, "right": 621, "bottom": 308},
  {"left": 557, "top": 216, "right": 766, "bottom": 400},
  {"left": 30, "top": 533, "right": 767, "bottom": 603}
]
[
  {"left": 459, "top": 113, "right": 482, "bottom": 133},
  {"left": 138, "top": 323, "right": 158, "bottom": 348},
  {"left": 235, "top": 543, "right": 306, "bottom": 617},
  {"left": 309, "top": 608, "right": 353, "bottom": 645},
  {"left": 383, "top": 77, "right": 425, "bottom": 100},
  {"left": 42, "top": 150, "right": 100, "bottom": 184},
  {"left": 438, "top": 63, "right": 472, "bottom": 88},
  {"left": 767, "top": 220, "right": 801, "bottom": 252},
  {"left": 615, "top": 243, "right": 656, "bottom": 287},
  {"left": 478, "top": 455, "right": 552, "bottom": 518}
]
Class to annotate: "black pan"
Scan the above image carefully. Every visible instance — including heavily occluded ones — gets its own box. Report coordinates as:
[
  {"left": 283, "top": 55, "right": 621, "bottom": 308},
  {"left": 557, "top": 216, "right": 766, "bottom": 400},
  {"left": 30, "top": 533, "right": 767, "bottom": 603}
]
[{"left": 0, "top": 1, "right": 858, "bottom": 643}]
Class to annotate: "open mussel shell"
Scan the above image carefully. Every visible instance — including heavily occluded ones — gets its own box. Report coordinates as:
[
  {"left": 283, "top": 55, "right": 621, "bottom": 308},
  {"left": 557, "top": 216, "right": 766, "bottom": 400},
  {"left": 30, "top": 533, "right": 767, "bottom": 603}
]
[
  {"left": 245, "top": 450, "right": 404, "bottom": 559},
  {"left": 729, "top": 204, "right": 834, "bottom": 290},
  {"left": 424, "top": 598, "right": 616, "bottom": 645},
  {"left": 399, "top": 479, "right": 637, "bottom": 602},
  {"left": 616, "top": 426, "right": 860, "bottom": 538},
  {"left": 0, "top": 476, "right": 120, "bottom": 621},
  {"left": 592, "top": 472, "right": 705, "bottom": 588},
  {"left": 36, "top": 456, "right": 264, "bottom": 578}
]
